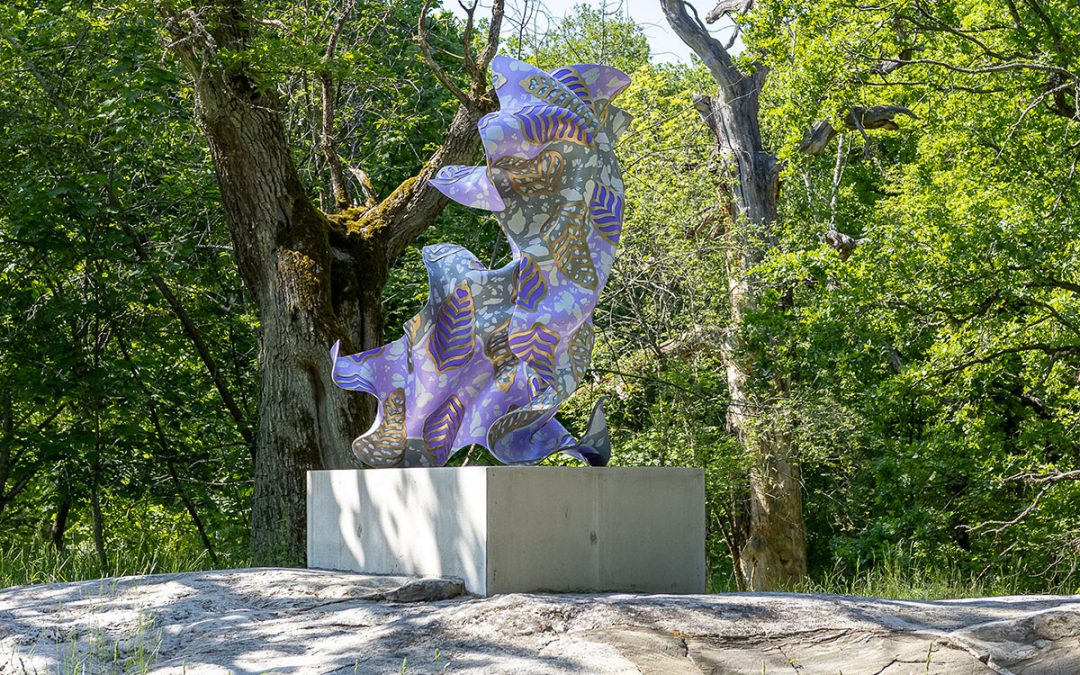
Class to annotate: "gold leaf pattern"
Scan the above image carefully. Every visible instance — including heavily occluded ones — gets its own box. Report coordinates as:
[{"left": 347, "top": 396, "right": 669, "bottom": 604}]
[
  {"left": 353, "top": 388, "right": 406, "bottom": 467},
  {"left": 487, "top": 406, "right": 547, "bottom": 448},
  {"left": 569, "top": 322, "right": 594, "bottom": 384},
  {"left": 522, "top": 74, "right": 599, "bottom": 132},
  {"left": 541, "top": 202, "right": 599, "bottom": 290},
  {"left": 403, "top": 316, "right": 422, "bottom": 373},
  {"left": 493, "top": 150, "right": 565, "bottom": 197}
]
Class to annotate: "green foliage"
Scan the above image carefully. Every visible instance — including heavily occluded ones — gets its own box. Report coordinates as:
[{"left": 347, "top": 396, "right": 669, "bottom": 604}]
[
  {"left": 0, "top": 0, "right": 255, "bottom": 571},
  {"left": 265, "top": 0, "right": 469, "bottom": 200},
  {"left": 0, "top": 0, "right": 1077, "bottom": 599},
  {"left": 0, "top": 524, "right": 233, "bottom": 590},
  {"left": 798, "top": 543, "right": 1057, "bottom": 599},
  {"left": 742, "top": 0, "right": 1080, "bottom": 591},
  {"left": 505, "top": 2, "right": 650, "bottom": 73},
  {"left": 0, "top": 0, "right": 474, "bottom": 582}
]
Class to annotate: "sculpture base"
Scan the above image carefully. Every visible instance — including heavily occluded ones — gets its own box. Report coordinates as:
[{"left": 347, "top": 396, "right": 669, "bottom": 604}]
[{"left": 307, "top": 467, "right": 706, "bottom": 596}]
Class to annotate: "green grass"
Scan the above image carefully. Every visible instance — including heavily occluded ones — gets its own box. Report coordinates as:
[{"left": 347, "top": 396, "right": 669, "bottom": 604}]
[
  {"left": 800, "top": 550, "right": 1077, "bottom": 600},
  {"left": 0, "top": 538, "right": 246, "bottom": 589},
  {"left": 56, "top": 608, "right": 162, "bottom": 675},
  {"left": 707, "top": 544, "right": 1079, "bottom": 599},
  {"left": 801, "top": 558, "right": 1017, "bottom": 600}
]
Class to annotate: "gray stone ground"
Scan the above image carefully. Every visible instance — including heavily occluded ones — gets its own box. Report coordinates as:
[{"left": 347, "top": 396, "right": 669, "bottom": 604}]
[{"left": 0, "top": 568, "right": 1077, "bottom": 674}]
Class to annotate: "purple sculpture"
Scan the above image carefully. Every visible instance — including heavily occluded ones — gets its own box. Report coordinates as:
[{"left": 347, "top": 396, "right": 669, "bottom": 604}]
[{"left": 331, "top": 56, "right": 631, "bottom": 467}]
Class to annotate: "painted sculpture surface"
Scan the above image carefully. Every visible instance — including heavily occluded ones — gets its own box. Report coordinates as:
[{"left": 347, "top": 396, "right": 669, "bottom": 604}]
[{"left": 331, "top": 56, "right": 631, "bottom": 467}]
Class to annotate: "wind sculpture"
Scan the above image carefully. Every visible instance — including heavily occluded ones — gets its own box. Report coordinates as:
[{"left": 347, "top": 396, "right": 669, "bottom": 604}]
[{"left": 331, "top": 55, "right": 631, "bottom": 468}]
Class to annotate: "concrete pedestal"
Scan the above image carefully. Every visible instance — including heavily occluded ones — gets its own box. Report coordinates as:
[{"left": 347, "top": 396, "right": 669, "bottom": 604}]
[{"left": 307, "top": 467, "right": 706, "bottom": 596}]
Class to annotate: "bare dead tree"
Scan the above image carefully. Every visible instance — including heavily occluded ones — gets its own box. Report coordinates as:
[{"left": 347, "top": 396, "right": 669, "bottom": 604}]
[{"left": 661, "top": 0, "right": 916, "bottom": 589}]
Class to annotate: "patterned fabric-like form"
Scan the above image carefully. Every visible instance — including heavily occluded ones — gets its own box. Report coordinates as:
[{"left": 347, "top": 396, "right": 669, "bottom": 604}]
[{"left": 331, "top": 56, "right": 631, "bottom": 467}]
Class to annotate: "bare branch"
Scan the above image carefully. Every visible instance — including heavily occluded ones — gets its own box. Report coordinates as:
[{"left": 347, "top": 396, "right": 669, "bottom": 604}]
[
  {"left": 660, "top": 0, "right": 744, "bottom": 97},
  {"left": 254, "top": 18, "right": 287, "bottom": 32},
  {"left": 705, "top": 0, "right": 754, "bottom": 24},
  {"left": 884, "top": 56, "right": 1077, "bottom": 80},
  {"left": 475, "top": 0, "right": 504, "bottom": 76},
  {"left": 995, "top": 77, "right": 1076, "bottom": 159},
  {"left": 347, "top": 166, "right": 378, "bottom": 208},
  {"left": 418, "top": 0, "right": 472, "bottom": 108},
  {"left": 801, "top": 105, "right": 917, "bottom": 156},
  {"left": 722, "top": 23, "right": 742, "bottom": 51},
  {"left": 968, "top": 481, "right": 1055, "bottom": 534},
  {"left": 459, "top": 0, "right": 480, "bottom": 84},
  {"left": 969, "top": 470, "right": 1080, "bottom": 535},
  {"left": 323, "top": 0, "right": 354, "bottom": 59},
  {"left": 692, "top": 93, "right": 722, "bottom": 142},
  {"left": 868, "top": 45, "right": 927, "bottom": 77},
  {"left": 319, "top": 0, "right": 358, "bottom": 211},
  {"left": 823, "top": 230, "right": 862, "bottom": 261},
  {"left": 368, "top": 0, "right": 504, "bottom": 261},
  {"left": 1012, "top": 469, "right": 1080, "bottom": 485}
]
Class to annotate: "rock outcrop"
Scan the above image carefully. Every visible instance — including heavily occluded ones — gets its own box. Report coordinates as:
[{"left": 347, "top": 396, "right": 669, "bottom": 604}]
[{"left": 1, "top": 568, "right": 1077, "bottom": 673}]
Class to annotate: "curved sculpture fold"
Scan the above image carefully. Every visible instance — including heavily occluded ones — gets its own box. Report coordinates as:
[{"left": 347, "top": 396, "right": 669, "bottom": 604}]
[{"left": 331, "top": 56, "right": 631, "bottom": 467}]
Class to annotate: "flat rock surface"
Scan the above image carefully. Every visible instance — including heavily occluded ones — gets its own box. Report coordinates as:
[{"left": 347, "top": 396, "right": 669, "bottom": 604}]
[{"left": 1, "top": 568, "right": 1078, "bottom": 674}]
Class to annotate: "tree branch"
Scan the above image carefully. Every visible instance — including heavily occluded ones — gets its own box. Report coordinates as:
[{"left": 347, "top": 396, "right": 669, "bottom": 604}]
[
  {"left": 1027, "top": 277, "right": 1080, "bottom": 296},
  {"left": 319, "top": 0, "right": 358, "bottom": 211},
  {"left": 418, "top": 0, "right": 472, "bottom": 109},
  {"left": 883, "top": 56, "right": 1077, "bottom": 79},
  {"left": 927, "top": 343, "right": 1080, "bottom": 380},
  {"left": 475, "top": 0, "right": 504, "bottom": 78},
  {"left": 705, "top": 0, "right": 754, "bottom": 24},
  {"left": 968, "top": 470, "right": 1080, "bottom": 535},
  {"left": 368, "top": 0, "right": 504, "bottom": 262},
  {"left": 660, "top": 0, "right": 744, "bottom": 97},
  {"left": 801, "top": 105, "right": 918, "bottom": 156}
]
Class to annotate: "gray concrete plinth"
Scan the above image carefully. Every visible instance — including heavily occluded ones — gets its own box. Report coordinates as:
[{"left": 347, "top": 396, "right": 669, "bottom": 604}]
[{"left": 307, "top": 466, "right": 706, "bottom": 596}]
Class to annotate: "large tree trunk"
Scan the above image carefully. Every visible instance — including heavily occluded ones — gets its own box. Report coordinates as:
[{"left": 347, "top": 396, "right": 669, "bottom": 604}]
[
  {"left": 190, "top": 63, "right": 369, "bottom": 564},
  {"left": 161, "top": 0, "right": 498, "bottom": 565},
  {"left": 662, "top": 0, "right": 807, "bottom": 590}
]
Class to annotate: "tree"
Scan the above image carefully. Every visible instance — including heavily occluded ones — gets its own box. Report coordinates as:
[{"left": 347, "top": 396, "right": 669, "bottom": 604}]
[
  {"left": 761, "top": 0, "right": 1080, "bottom": 586},
  {"left": 0, "top": 0, "right": 255, "bottom": 563},
  {"left": 158, "top": 0, "right": 504, "bottom": 564},
  {"left": 505, "top": 2, "right": 649, "bottom": 73},
  {"left": 660, "top": 0, "right": 915, "bottom": 589}
]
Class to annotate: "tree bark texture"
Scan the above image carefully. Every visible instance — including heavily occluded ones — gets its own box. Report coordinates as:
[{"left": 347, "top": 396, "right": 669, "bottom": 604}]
[
  {"left": 662, "top": 0, "right": 807, "bottom": 590},
  {"left": 162, "top": 1, "right": 494, "bottom": 565},
  {"left": 50, "top": 499, "right": 71, "bottom": 551}
]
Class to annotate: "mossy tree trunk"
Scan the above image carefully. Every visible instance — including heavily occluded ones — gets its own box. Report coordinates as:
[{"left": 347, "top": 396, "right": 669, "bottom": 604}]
[{"left": 161, "top": 0, "right": 499, "bottom": 565}]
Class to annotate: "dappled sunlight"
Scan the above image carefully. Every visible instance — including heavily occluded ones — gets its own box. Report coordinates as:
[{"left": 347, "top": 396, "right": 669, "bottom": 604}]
[{"left": 316, "top": 468, "right": 487, "bottom": 592}]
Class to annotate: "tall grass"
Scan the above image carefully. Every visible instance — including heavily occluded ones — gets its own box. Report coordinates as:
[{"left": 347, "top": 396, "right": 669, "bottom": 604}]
[
  {"left": 709, "top": 545, "right": 1077, "bottom": 599},
  {"left": 0, "top": 538, "right": 245, "bottom": 589},
  {"left": 4, "top": 532, "right": 1072, "bottom": 600},
  {"left": 800, "top": 547, "right": 1077, "bottom": 600},
  {"left": 802, "top": 558, "right": 1013, "bottom": 600}
]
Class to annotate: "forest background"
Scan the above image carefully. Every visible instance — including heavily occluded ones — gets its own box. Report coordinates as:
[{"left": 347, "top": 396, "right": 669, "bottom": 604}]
[{"left": 0, "top": 0, "right": 1077, "bottom": 596}]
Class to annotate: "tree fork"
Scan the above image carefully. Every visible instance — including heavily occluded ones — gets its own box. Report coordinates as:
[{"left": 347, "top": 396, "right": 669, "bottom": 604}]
[{"left": 161, "top": 0, "right": 504, "bottom": 565}]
